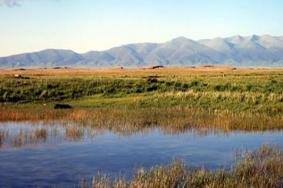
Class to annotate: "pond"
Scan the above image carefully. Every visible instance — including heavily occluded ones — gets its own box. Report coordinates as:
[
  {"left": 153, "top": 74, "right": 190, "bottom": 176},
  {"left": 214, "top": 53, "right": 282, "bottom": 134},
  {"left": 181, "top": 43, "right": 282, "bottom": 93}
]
[{"left": 0, "top": 122, "right": 283, "bottom": 187}]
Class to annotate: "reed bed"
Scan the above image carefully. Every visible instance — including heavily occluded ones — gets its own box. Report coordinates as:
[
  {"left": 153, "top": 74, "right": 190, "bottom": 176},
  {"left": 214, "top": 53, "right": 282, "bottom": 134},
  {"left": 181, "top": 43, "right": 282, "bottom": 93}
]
[
  {"left": 0, "top": 107, "right": 282, "bottom": 133},
  {"left": 1, "top": 68, "right": 282, "bottom": 107},
  {"left": 89, "top": 145, "right": 283, "bottom": 188},
  {"left": 0, "top": 68, "right": 282, "bottom": 132}
]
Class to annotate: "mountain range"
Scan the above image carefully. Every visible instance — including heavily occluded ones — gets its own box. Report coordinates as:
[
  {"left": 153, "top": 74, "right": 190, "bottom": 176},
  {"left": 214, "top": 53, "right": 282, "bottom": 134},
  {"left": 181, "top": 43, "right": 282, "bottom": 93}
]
[{"left": 1, "top": 35, "right": 283, "bottom": 68}]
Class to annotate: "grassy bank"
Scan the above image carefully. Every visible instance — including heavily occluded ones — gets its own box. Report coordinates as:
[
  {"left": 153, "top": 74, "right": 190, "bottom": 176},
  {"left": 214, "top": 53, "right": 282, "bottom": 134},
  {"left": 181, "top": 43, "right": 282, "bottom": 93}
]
[
  {"left": 0, "top": 67, "right": 282, "bottom": 131},
  {"left": 0, "top": 67, "right": 282, "bottom": 113},
  {"left": 88, "top": 145, "right": 283, "bottom": 188},
  {"left": 1, "top": 76, "right": 282, "bottom": 103}
]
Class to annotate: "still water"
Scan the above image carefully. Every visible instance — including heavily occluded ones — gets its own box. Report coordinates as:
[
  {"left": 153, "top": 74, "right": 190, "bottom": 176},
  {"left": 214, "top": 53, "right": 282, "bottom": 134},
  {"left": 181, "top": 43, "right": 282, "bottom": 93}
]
[{"left": 0, "top": 122, "right": 282, "bottom": 187}]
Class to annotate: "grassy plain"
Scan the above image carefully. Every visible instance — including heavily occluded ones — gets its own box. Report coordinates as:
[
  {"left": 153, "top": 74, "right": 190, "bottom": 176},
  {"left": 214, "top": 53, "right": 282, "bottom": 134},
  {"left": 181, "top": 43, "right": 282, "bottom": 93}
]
[
  {"left": 1, "top": 67, "right": 283, "bottom": 187},
  {"left": 0, "top": 66, "right": 282, "bottom": 131}
]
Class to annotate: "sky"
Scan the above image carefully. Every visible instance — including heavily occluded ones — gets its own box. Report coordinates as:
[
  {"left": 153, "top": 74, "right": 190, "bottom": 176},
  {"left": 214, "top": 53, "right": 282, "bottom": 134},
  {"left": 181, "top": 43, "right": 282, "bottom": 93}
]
[{"left": 0, "top": 0, "right": 283, "bottom": 56}]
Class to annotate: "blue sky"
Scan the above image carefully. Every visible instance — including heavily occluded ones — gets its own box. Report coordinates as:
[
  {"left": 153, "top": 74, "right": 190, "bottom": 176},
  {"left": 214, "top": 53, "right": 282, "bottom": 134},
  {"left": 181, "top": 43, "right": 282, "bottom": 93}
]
[{"left": 0, "top": 0, "right": 282, "bottom": 56}]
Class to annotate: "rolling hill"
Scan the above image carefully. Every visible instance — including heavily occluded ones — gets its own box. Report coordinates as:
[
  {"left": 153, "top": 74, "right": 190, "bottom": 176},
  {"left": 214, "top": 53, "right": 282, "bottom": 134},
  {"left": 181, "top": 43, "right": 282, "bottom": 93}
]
[{"left": 1, "top": 35, "right": 283, "bottom": 68}]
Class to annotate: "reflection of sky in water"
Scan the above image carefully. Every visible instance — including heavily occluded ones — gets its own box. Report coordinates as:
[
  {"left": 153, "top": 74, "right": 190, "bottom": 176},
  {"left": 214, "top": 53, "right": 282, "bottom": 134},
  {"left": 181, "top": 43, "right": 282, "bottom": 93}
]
[{"left": 0, "top": 122, "right": 283, "bottom": 187}]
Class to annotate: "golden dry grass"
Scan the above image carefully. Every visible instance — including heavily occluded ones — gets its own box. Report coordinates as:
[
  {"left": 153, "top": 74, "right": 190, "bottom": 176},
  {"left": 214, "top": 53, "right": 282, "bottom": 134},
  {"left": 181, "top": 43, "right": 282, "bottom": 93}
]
[
  {"left": 0, "top": 66, "right": 282, "bottom": 79},
  {"left": 90, "top": 145, "right": 283, "bottom": 188},
  {"left": 0, "top": 107, "right": 282, "bottom": 132},
  {"left": 0, "top": 66, "right": 282, "bottom": 131}
]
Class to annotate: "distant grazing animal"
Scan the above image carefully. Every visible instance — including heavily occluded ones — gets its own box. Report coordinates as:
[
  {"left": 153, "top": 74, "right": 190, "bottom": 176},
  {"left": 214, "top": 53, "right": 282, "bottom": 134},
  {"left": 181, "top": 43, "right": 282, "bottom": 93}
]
[
  {"left": 203, "top": 65, "right": 214, "bottom": 68},
  {"left": 54, "top": 104, "right": 72, "bottom": 109},
  {"left": 53, "top": 67, "right": 62, "bottom": 69},
  {"left": 151, "top": 65, "right": 165, "bottom": 69},
  {"left": 15, "top": 68, "right": 26, "bottom": 71}
]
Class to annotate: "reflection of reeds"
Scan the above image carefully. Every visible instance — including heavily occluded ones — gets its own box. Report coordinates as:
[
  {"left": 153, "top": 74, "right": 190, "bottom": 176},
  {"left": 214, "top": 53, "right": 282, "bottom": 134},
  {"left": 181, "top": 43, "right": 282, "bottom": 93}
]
[
  {"left": 0, "top": 124, "right": 98, "bottom": 149},
  {"left": 65, "top": 126, "right": 84, "bottom": 141},
  {"left": 1, "top": 127, "right": 49, "bottom": 148},
  {"left": 12, "top": 128, "right": 47, "bottom": 147},
  {"left": 90, "top": 145, "right": 283, "bottom": 188},
  {"left": 0, "top": 130, "right": 8, "bottom": 147},
  {"left": 12, "top": 129, "right": 26, "bottom": 147},
  {"left": 31, "top": 128, "right": 47, "bottom": 141}
]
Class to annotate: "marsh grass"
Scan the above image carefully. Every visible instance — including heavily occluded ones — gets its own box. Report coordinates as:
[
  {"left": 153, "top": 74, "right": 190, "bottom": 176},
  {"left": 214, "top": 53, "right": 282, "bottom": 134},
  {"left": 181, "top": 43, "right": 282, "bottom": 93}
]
[
  {"left": 0, "top": 68, "right": 282, "bottom": 132},
  {"left": 0, "top": 107, "right": 283, "bottom": 132},
  {"left": 1, "top": 69, "right": 282, "bottom": 187},
  {"left": 89, "top": 145, "right": 283, "bottom": 188},
  {"left": 0, "top": 68, "right": 282, "bottom": 114}
]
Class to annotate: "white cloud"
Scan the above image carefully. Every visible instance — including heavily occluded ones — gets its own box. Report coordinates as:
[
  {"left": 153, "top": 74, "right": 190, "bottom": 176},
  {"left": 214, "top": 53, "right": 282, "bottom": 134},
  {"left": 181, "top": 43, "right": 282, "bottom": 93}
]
[
  {"left": 0, "top": 0, "right": 59, "bottom": 7},
  {"left": 0, "top": 0, "right": 24, "bottom": 7}
]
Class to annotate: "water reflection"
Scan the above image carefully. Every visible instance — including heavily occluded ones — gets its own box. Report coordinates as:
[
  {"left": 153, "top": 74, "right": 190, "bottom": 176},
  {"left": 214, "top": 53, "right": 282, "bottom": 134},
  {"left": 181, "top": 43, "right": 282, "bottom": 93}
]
[
  {"left": 0, "top": 123, "right": 238, "bottom": 150},
  {"left": 0, "top": 121, "right": 282, "bottom": 149},
  {"left": 0, "top": 122, "right": 97, "bottom": 149},
  {"left": 0, "top": 122, "right": 283, "bottom": 187}
]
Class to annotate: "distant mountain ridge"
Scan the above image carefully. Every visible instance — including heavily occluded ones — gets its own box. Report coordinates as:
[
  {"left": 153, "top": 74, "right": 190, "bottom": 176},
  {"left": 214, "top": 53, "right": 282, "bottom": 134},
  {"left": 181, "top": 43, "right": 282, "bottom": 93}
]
[{"left": 1, "top": 35, "right": 283, "bottom": 68}]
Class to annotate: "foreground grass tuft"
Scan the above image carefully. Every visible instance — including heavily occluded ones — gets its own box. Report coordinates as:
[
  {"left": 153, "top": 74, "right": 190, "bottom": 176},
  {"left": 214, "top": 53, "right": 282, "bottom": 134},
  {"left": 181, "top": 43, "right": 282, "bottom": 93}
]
[{"left": 90, "top": 145, "right": 283, "bottom": 188}]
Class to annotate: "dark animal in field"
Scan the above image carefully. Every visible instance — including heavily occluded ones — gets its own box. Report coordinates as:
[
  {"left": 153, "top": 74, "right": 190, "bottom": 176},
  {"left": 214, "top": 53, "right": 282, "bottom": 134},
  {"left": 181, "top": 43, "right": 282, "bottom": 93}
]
[
  {"left": 15, "top": 68, "right": 26, "bottom": 71},
  {"left": 202, "top": 65, "right": 214, "bottom": 68},
  {"left": 142, "top": 75, "right": 160, "bottom": 79},
  {"left": 151, "top": 65, "right": 165, "bottom": 69},
  {"left": 53, "top": 67, "right": 70, "bottom": 69},
  {"left": 54, "top": 104, "right": 72, "bottom": 109}
]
